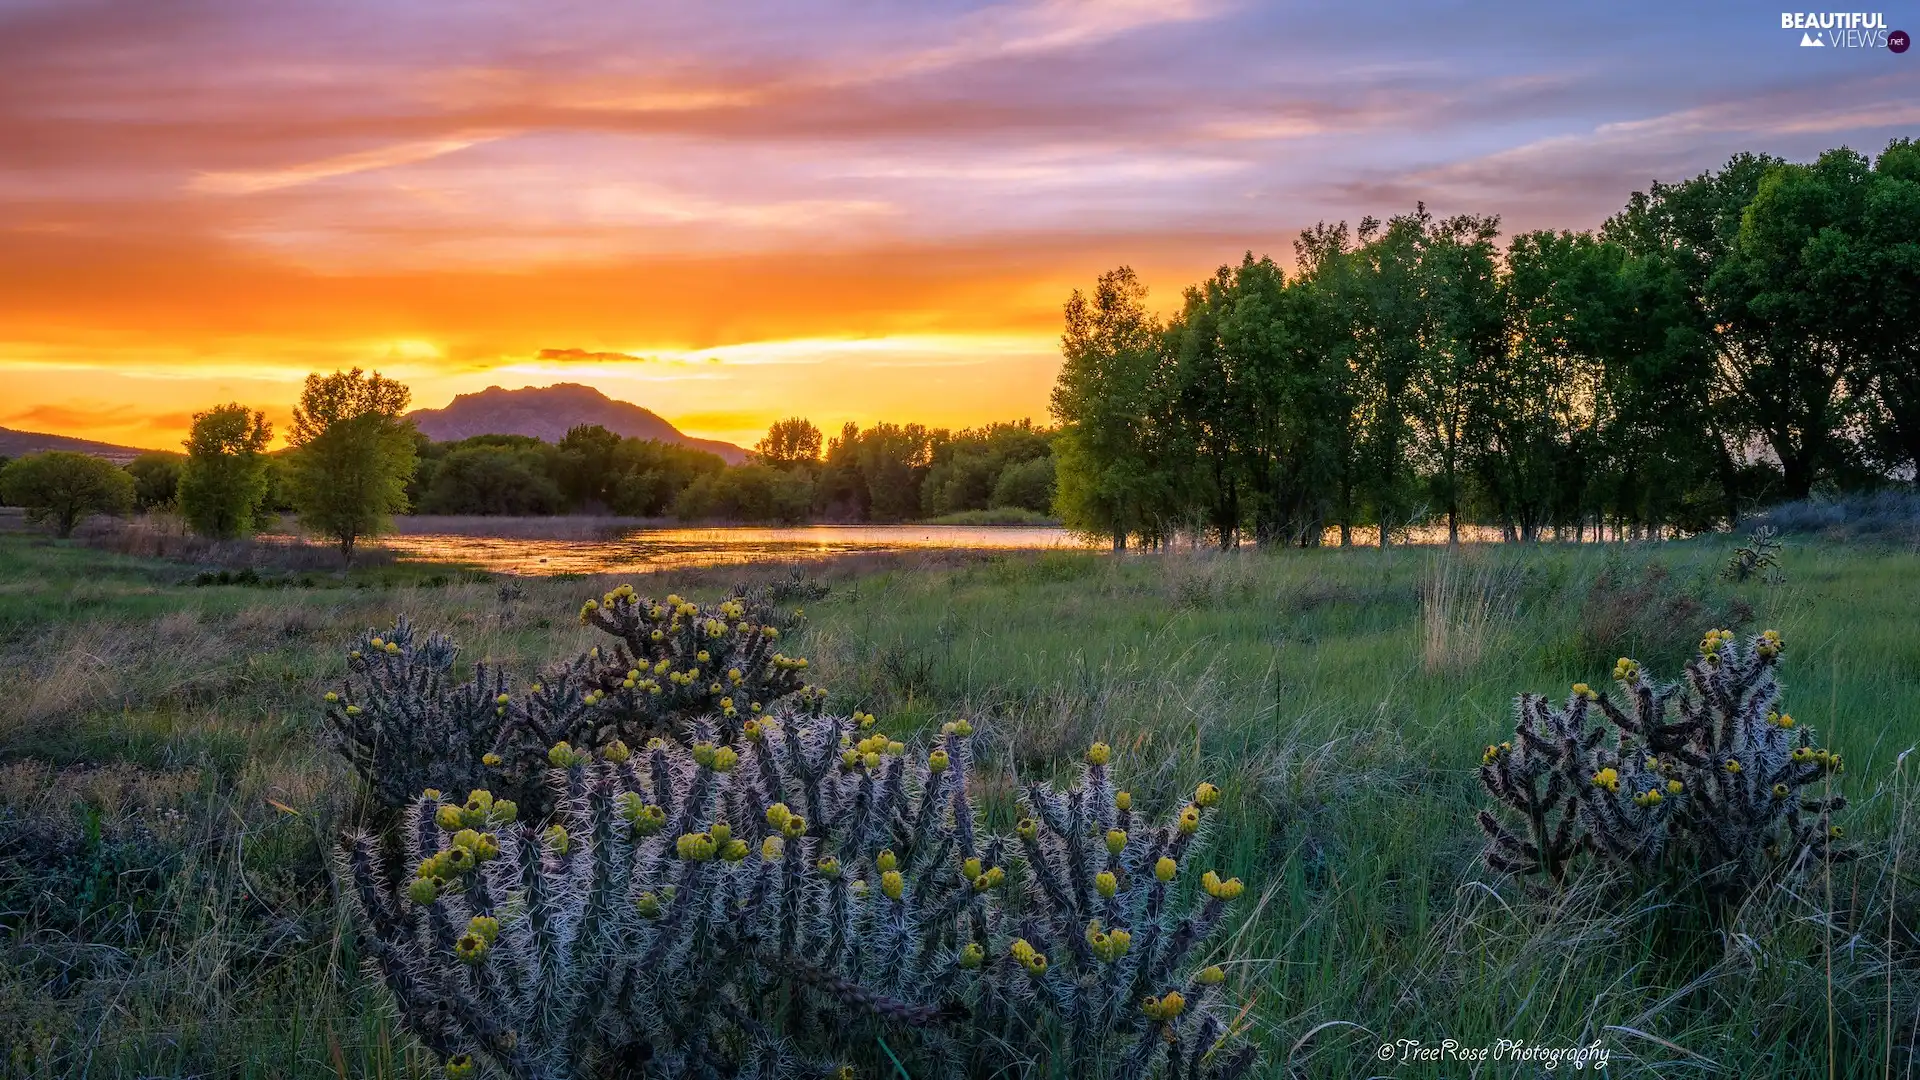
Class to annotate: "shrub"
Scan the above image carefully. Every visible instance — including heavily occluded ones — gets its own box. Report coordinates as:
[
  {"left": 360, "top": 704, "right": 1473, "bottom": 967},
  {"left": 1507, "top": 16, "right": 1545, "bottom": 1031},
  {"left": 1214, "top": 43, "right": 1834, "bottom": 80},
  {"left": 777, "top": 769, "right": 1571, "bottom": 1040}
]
[
  {"left": 322, "top": 589, "right": 815, "bottom": 813},
  {"left": 1719, "top": 525, "right": 1783, "bottom": 583},
  {"left": 125, "top": 451, "right": 185, "bottom": 511},
  {"left": 1477, "top": 628, "right": 1851, "bottom": 896},
  {"left": 339, "top": 719, "right": 1256, "bottom": 1079},
  {"left": 0, "top": 451, "right": 135, "bottom": 537}
]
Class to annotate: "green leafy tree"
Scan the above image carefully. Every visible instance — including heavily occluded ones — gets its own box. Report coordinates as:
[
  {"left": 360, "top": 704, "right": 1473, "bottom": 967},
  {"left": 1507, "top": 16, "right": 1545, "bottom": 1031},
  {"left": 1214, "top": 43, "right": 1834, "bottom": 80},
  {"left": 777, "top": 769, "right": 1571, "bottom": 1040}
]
[
  {"left": 287, "top": 368, "right": 417, "bottom": 561},
  {"left": 177, "top": 404, "right": 273, "bottom": 538},
  {"left": 921, "top": 421, "right": 1052, "bottom": 517},
  {"left": 674, "top": 463, "right": 814, "bottom": 523},
  {"left": 754, "top": 417, "right": 823, "bottom": 467},
  {"left": 418, "top": 445, "right": 564, "bottom": 515},
  {"left": 1410, "top": 213, "right": 1504, "bottom": 545},
  {"left": 1345, "top": 212, "right": 1430, "bottom": 546},
  {"left": 820, "top": 422, "right": 939, "bottom": 522},
  {"left": 124, "top": 451, "right": 185, "bottom": 511},
  {"left": 1050, "top": 267, "right": 1175, "bottom": 549},
  {"left": 0, "top": 451, "right": 134, "bottom": 536},
  {"left": 555, "top": 424, "right": 623, "bottom": 509},
  {"left": 1851, "top": 139, "right": 1920, "bottom": 478},
  {"left": 989, "top": 453, "right": 1056, "bottom": 513}
]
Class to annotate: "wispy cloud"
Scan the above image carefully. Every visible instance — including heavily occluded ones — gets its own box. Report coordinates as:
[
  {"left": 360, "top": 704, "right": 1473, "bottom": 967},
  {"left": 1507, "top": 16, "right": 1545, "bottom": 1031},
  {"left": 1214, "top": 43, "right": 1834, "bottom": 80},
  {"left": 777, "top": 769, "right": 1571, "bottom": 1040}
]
[{"left": 190, "top": 132, "right": 505, "bottom": 194}]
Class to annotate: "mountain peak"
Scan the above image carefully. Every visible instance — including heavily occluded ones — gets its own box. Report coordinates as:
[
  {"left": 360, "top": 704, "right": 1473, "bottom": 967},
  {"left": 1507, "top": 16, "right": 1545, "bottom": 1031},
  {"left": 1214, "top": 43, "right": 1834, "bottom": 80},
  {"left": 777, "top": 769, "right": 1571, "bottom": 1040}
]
[{"left": 405, "top": 384, "right": 747, "bottom": 463}]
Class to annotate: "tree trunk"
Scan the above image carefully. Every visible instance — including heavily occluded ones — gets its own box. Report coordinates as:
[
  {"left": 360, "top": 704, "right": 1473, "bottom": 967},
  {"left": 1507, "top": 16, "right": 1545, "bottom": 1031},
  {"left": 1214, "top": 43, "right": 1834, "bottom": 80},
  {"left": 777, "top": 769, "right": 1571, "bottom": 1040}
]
[{"left": 1111, "top": 529, "right": 1125, "bottom": 552}]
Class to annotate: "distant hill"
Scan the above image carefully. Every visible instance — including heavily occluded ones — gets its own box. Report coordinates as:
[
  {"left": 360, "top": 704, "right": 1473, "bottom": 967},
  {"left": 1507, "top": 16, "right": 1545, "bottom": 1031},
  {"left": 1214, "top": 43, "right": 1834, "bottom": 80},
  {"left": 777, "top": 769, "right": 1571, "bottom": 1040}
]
[
  {"left": 0, "top": 426, "right": 150, "bottom": 465},
  {"left": 405, "top": 384, "right": 748, "bottom": 464}
]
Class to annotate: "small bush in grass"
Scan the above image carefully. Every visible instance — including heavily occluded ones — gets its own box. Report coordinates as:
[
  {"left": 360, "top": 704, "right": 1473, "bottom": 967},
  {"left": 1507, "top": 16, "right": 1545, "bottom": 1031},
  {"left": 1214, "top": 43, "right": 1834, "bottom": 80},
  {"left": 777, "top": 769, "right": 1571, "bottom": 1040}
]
[
  {"left": 1720, "top": 525, "right": 1784, "bottom": 583},
  {"left": 1478, "top": 628, "right": 1852, "bottom": 897},
  {"left": 339, "top": 720, "right": 1257, "bottom": 1079}
]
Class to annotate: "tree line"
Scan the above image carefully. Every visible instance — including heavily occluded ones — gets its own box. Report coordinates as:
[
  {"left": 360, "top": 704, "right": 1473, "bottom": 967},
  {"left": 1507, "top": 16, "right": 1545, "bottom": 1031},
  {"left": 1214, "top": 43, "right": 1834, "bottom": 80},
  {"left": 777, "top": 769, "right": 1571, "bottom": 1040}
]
[
  {"left": 0, "top": 368, "right": 416, "bottom": 558},
  {"left": 408, "top": 416, "right": 1055, "bottom": 524},
  {"left": 1051, "top": 141, "right": 1919, "bottom": 549},
  {"left": 0, "top": 382, "right": 1061, "bottom": 547}
]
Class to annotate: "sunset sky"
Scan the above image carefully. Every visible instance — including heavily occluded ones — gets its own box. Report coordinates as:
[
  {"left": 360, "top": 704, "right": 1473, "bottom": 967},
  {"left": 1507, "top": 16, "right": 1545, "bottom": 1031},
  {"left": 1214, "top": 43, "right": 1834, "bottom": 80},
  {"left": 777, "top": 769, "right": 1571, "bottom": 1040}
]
[{"left": 2, "top": 0, "right": 1914, "bottom": 452}]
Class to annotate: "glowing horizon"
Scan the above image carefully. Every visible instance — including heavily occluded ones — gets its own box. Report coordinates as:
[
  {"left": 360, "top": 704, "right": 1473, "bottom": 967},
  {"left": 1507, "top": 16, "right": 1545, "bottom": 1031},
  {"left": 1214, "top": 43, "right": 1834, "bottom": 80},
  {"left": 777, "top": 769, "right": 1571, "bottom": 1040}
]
[{"left": 1, "top": 1, "right": 1912, "bottom": 452}]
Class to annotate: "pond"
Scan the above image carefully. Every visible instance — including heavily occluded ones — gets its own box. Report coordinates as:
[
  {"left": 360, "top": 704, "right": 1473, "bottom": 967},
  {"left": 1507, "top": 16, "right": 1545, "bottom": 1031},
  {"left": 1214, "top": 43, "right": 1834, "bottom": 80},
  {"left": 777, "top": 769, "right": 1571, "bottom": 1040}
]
[{"left": 375, "top": 521, "right": 1090, "bottom": 575}]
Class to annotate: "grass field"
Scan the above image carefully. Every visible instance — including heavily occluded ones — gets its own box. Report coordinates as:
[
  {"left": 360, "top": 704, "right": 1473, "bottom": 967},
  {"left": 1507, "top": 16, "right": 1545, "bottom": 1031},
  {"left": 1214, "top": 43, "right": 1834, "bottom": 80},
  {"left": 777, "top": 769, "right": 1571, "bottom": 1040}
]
[{"left": 1, "top": 522, "right": 1916, "bottom": 1077}]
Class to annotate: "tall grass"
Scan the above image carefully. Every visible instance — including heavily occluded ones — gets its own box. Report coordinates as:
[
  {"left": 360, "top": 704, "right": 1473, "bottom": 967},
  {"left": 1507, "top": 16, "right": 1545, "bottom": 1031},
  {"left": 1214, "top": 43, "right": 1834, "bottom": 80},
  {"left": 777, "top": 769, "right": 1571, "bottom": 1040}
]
[{"left": 0, "top": 525, "right": 1916, "bottom": 1076}]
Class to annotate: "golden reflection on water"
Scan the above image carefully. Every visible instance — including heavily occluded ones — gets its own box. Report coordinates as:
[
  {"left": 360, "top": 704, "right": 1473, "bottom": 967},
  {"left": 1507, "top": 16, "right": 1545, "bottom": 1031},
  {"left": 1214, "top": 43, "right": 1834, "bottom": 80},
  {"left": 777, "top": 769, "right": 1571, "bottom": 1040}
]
[{"left": 377, "top": 525, "right": 1091, "bottom": 575}]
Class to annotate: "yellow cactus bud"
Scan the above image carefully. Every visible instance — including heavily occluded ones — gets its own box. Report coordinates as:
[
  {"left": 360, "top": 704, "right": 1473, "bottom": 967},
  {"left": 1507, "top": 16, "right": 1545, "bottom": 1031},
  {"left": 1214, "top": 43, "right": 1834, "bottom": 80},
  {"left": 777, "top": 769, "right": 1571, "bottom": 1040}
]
[
  {"left": 602, "top": 740, "right": 631, "bottom": 764},
  {"left": 676, "top": 832, "right": 716, "bottom": 861},
  {"left": 1666, "top": 779, "right": 1683, "bottom": 795},
  {"left": 542, "top": 824, "right": 569, "bottom": 854},
  {"left": 324, "top": 691, "right": 338, "bottom": 703},
  {"left": 1177, "top": 805, "right": 1201, "bottom": 835},
  {"left": 876, "top": 849, "right": 898, "bottom": 873},
  {"left": 929, "top": 749, "right": 950, "bottom": 772},
  {"left": 490, "top": 799, "right": 518, "bottom": 825},
  {"left": 1086, "top": 741, "right": 1112, "bottom": 766},
  {"left": 408, "top": 877, "right": 438, "bottom": 905},
  {"left": 453, "top": 931, "right": 489, "bottom": 964},
  {"left": 1201, "top": 870, "right": 1244, "bottom": 901},
  {"left": 766, "top": 803, "right": 792, "bottom": 830},
  {"left": 481, "top": 752, "right": 502, "bottom": 768},
  {"left": 1105, "top": 829, "right": 1128, "bottom": 855},
  {"left": 1095, "top": 870, "right": 1118, "bottom": 897},
  {"left": 636, "top": 891, "right": 663, "bottom": 919},
  {"left": 711, "top": 746, "right": 739, "bottom": 772},
  {"left": 1592, "top": 767, "right": 1620, "bottom": 792},
  {"left": 958, "top": 942, "right": 984, "bottom": 969},
  {"left": 1114, "top": 791, "right": 1132, "bottom": 811},
  {"left": 435, "top": 805, "right": 465, "bottom": 832},
  {"left": 445, "top": 1054, "right": 476, "bottom": 1079},
  {"left": 1142, "top": 991, "right": 1186, "bottom": 1021},
  {"left": 468, "top": 915, "right": 500, "bottom": 944},
  {"left": 1198, "top": 965, "right": 1225, "bottom": 985},
  {"left": 1194, "top": 782, "right": 1221, "bottom": 808},
  {"left": 816, "top": 856, "right": 841, "bottom": 879},
  {"left": 783, "top": 814, "right": 807, "bottom": 838},
  {"left": 1017, "top": 818, "right": 1037, "bottom": 841},
  {"left": 761, "top": 835, "right": 785, "bottom": 861},
  {"left": 709, "top": 821, "right": 732, "bottom": 846},
  {"left": 1155, "top": 857, "right": 1177, "bottom": 882},
  {"left": 880, "top": 869, "right": 904, "bottom": 900},
  {"left": 720, "top": 839, "right": 750, "bottom": 862}
]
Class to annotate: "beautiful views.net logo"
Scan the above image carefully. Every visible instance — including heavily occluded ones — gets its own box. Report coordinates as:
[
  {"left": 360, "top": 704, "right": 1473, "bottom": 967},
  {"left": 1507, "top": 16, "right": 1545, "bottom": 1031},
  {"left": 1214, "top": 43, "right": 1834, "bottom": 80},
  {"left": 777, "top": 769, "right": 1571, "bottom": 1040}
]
[{"left": 1781, "top": 11, "right": 1908, "bottom": 50}]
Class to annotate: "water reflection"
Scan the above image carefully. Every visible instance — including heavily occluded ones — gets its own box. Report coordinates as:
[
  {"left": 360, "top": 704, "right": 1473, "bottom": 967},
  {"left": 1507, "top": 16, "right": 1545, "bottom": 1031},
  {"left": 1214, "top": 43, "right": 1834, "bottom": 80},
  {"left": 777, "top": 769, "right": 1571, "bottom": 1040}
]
[{"left": 377, "top": 524, "right": 1089, "bottom": 575}]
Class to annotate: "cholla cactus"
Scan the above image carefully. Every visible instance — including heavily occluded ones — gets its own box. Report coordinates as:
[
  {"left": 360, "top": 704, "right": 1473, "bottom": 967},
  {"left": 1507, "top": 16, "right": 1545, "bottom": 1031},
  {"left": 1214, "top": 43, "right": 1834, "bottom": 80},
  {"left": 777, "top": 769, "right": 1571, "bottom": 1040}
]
[
  {"left": 727, "top": 569, "right": 830, "bottom": 622},
  {"left": 320, "top": 616, "right": 512, "bottom": 809},
  {"left": 1721, "top": 525, "right": 1783, "bottom": 583},
  {"left": 566, "top": 585, "right": 813, "bottom": 749},
  {"left": 1478, "top": 628, "right": 1851, "bottom": 894},
  {"left": 322, "top": 588, "right": 818, "bottom": 812},
  {"left": 339, "top": 717, "right": 1257, "bottom": 1079}
]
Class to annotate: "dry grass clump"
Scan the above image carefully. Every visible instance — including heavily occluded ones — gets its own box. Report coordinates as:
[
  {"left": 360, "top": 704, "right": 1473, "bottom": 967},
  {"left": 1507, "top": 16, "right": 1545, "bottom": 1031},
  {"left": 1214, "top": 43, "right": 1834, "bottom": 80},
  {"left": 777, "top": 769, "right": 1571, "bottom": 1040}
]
[{"left": 1419, "top": 552, "right": 1524, "bottom": 674}]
